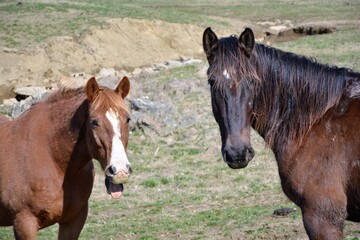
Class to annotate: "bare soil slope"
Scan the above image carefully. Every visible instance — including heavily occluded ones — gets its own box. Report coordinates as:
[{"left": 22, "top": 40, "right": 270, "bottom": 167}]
[{"left": 0, "top": 18, "right": 205, "bottom": 100}]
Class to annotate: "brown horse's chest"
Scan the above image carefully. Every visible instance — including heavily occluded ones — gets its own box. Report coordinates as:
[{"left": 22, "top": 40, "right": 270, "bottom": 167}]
[
  {"left": 38, "top": 163, "right": 94, "bottom": 227},
  {"left": 0, "top": 144, "right": 94, "bottom": 228}
]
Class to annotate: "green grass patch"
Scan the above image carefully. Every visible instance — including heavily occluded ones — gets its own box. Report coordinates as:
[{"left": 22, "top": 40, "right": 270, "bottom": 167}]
[
  {"left": 1, "top": 0, "right": 359, "bottom": 48},
  {"left": 274, "top": 27, "right": 360, "bottom": 71},
  {"left": 141, "top": 179, "right": 158, "bottom": 188}
]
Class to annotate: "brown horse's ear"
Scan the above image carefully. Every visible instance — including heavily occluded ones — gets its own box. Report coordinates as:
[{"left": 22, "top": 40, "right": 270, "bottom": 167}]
[
  {"left": 86, "top": 77, "right": 99, "bottom": 102},
  {"left": 115, "top": 76, "right": 130, "bottom": 99},
  {"left": 203, "top": 27, "right": 219, "bottom": 63},
  {"left": 239, "top": 27, "right": 255, "bottom": 58}
]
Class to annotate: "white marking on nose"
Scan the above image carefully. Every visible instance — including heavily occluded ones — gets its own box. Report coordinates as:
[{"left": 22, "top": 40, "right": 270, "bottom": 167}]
[
  {"left": 105, "top": 110, "right": 130, "bottom": 173},
  {"left": 223, "top": 69, "right": 231, "bottom": 79}
]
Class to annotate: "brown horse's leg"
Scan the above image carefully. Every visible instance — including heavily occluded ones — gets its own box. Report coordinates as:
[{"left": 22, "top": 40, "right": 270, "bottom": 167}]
[
  {"left": 13, "top": 211, "right": 38, "bottom": 240},
  {"left": 58, "top": 203, "right": 88, "bottom": 240},
  {"left": 301, "top": 205, "right": 345, "bottom": 240}
]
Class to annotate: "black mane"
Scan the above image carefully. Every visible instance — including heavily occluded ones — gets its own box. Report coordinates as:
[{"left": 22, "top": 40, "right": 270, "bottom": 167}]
[{"left": 213, "top": 36, "right": 360, "bottom": 148}]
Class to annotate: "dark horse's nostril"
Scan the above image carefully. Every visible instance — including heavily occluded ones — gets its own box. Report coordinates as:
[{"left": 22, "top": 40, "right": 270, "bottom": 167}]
[{"left": 247, "top": 147, "right": 255, "bottom": 159}]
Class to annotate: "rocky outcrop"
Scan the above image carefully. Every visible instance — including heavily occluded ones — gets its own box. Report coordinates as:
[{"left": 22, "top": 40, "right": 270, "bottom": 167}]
[{"left": 0, "top": 59, "right": 206, "bottom": 139}]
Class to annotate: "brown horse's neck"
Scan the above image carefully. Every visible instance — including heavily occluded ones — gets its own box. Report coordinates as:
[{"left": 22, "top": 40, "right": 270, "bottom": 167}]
[{"left": 27, "top": 90, "right": 92, "bottom": 173}]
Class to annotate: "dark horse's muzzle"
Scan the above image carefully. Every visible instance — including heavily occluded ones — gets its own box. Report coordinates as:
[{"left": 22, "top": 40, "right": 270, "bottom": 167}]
[{"left": 222, "top": 144, "right": 255, "bottom": 169}]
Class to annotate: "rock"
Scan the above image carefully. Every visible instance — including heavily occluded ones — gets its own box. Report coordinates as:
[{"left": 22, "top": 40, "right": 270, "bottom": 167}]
[
  {"left": 265, "top": 23, "right": 337, "bottom": 43},
  {"left": 268, "top": 25, "right": 288, "bottom": 35},
  {"left": 129, "top": 111, "right": 163, "bottom": 137},
  {"left": 132, "top": 68, "right": 142, "bottom": 76},
  {"left": 97, "top": 75, "right": 122, "bottom": 89},
  {"left": 57, "top": 75, "right": 88, "bottom": 89},
  {"left": 141, "top": 67, "right": 155, "bottom": 75},
  {"left": 3, "top": 98, "right": 17, "bottom": 106},
  {"left": 165, "top": 60, "right": 183, "bottom": 67},
  {"left": 183, "top": 59, "right": 202, "bottom": 65},
  {"left": 153, "top": 63, "right": 167, "bottom": 71},
  {"left": 14, "top": 86, "right": 50, "bottom": 100},
  {"left": 99, "top": 68, "right": 118, "bottom": 77},
  {"left": 0, "top": 98, "right": 17, "bottom": 116},
  {"left": 1, "top": 85, "right": 53, "bottom": 118},
  {"left": 11, "top": 96, "right": 35, "bottom": 118},
  {"left": 292, "top": 25, "right": 337, "bottom": 35},
  {"left": 273, "top": 207, "right": 296, "bottom": 216},
  {"left": 164, "top": 59, "right": 202, "bottom": 69},
  {"left": 130, "top": 98, "right": 162, "bottom": 113},
  {"left": 129, "top": 97, "right": 176, "bottom": 130}
]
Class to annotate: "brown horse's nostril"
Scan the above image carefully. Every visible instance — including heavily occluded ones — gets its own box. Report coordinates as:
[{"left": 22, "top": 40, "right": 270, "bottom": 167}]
[
  {"left": 127, "top": 164, "right": 133, "bottom": 174},
  {"left": 105, "top": 164, "right": 132, "bottom": 177},
  {"left": 105, "top": 165, "right": 117, "bottom": 177}
]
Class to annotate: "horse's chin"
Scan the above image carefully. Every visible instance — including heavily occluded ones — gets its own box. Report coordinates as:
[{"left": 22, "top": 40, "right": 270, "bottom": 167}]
[{"left": 227, "top": 162, "right": 249, "bottom": 169}]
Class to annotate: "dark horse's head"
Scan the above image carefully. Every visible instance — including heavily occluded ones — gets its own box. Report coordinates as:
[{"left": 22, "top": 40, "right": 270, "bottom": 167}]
[{"left": 203, "top": 27, "right": 258, "bottom": 169}]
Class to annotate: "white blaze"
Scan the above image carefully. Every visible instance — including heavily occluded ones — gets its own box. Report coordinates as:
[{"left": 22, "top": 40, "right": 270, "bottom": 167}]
[
  {"left": 106, "top": 110, "right": 130, "bottom": 173},
  {"left": 223, "top": 69, "right": 231, "bottom": 79}
]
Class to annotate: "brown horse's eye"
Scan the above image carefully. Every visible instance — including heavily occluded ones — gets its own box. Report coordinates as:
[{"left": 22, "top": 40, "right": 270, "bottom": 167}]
[
  {"left": 126, "top": 117, "right": 131, "bottom": 124},
  {"left": 91, "top": 119, "right": 99, "bottom": 128}
]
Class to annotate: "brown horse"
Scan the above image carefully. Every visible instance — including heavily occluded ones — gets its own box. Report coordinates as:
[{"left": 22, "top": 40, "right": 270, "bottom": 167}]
[
  {"left": 203, "top": 27, "right": 360, "bottom": 239},
  {"left": 0, "top": 77, "right": 132, "bottom": 239}
]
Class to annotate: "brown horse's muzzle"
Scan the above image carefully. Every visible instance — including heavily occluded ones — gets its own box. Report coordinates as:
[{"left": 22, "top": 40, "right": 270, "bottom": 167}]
[
  {"left": 111, "top": 170, "right": 130, "bottom": 184},
  {"left": 105, "top": 164, "right": 132, "bottom": 183},
  {"left": 104, "top": 164, "right": 132, "bottom": 199}
]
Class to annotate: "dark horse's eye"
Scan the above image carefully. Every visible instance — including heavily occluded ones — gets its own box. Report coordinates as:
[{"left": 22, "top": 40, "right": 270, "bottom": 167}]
[
  {"left": 91, "top": 119, "right": 99, "bottom": 128},
  {"left": 208, "top": 78, "right": 215, "bottom": 86}
]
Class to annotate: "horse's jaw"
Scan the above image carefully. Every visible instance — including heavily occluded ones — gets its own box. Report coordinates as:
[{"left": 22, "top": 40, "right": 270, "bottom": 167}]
[
  {"left": 105, "top": 177, "right": 124, "bottom": 199},
  {"left": 227, "top": 162, "right": 249, "bottom": 169}
]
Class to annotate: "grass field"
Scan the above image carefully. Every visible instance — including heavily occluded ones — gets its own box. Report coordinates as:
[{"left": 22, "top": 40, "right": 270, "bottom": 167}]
[
  {"left": 0, "top": 0, "right": 359, "bottom": 239},
  {"left": 0, "top": 0, "right": 359, "bottom": 48}
]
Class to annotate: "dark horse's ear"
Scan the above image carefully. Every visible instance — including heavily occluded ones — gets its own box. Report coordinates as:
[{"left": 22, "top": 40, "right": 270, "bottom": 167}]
[
  {"left": 239, "top": 28, "right": 255, "bottom": 58},
  {"left": 86, "top": 77, "right": 99, "bottom": 102},
  {"left": 203, "top": 27, "right": 219, "bottom": 63},
  {"left": 115, "top": 76, "right": 130, "bottom": 99}
]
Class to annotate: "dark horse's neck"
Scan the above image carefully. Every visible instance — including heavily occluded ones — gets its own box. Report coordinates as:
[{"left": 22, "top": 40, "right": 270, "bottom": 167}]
[{"left": 250, "top": 43, "right": 360, "bottom": 154}]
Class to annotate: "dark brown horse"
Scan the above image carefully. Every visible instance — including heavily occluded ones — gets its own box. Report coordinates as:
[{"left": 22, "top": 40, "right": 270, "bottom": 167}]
[
  {"left": 203, "top": 27, "right": 360, "bottom": 239},
  {"left": 0, "top": 77, "right": 132, "bottom": 239}
]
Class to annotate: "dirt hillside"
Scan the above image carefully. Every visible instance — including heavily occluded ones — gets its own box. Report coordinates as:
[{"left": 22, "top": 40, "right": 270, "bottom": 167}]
[{"left": 0, "top": 18, "right": 206, "bottom": 100}]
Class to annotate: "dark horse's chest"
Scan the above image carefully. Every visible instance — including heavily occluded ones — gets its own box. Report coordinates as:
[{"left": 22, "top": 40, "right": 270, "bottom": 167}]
[{"left": 275, "top": 99, "right": 360, "bottom": 221}]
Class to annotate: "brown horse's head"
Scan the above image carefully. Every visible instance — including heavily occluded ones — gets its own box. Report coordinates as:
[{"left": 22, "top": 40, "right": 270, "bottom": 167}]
[
  {"left": 85, "top": 77, "right": 131, "bottom": 199},
  {"left": 203, "top": 27, "right": 257, "bottom": 169}
]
